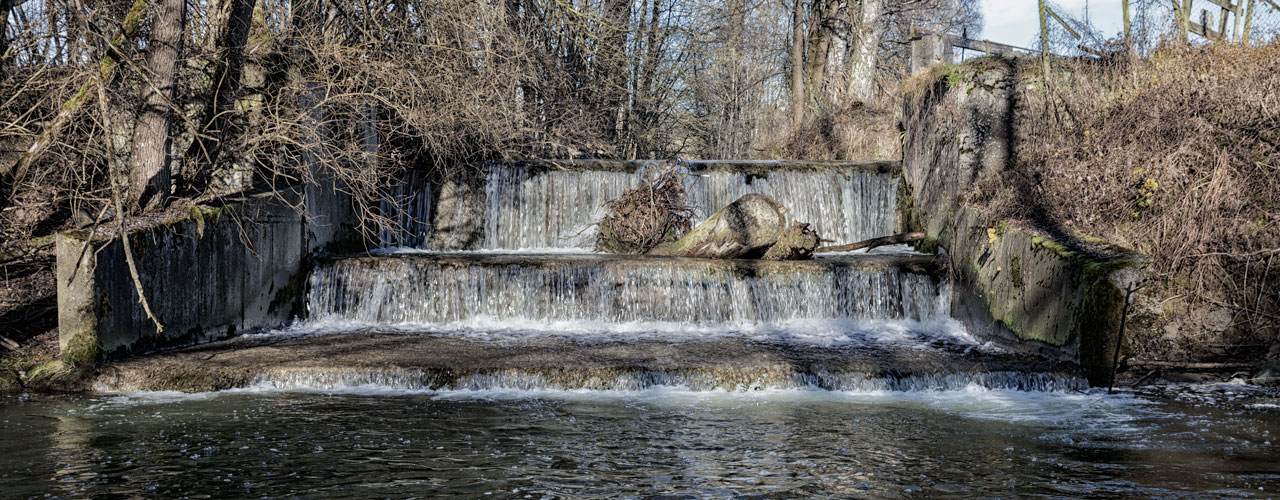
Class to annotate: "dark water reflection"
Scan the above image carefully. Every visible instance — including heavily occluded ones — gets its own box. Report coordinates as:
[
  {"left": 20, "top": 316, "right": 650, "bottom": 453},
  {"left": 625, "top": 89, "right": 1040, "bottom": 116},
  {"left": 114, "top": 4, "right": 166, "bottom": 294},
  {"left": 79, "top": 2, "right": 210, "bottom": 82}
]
[{"left": 1, "top": 387, "right": 1277, "bottom": 499}]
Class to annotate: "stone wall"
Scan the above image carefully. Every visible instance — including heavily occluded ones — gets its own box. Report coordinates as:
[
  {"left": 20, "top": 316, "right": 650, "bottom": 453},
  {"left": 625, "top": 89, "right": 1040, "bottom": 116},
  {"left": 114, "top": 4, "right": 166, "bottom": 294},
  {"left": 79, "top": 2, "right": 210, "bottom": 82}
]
[
  {"left": 54, "top": 188, "right": 357, "bottom": 365},
  {"left": 901, "top": 60, "right": 1147, "bottom": 385}
]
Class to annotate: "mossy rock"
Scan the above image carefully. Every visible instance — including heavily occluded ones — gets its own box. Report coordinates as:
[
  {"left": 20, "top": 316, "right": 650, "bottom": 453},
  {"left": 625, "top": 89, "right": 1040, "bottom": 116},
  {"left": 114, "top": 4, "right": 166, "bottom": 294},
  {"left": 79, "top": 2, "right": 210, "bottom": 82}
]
[{"left": 22, "top": 359, "right": 90, "bottom": 391}]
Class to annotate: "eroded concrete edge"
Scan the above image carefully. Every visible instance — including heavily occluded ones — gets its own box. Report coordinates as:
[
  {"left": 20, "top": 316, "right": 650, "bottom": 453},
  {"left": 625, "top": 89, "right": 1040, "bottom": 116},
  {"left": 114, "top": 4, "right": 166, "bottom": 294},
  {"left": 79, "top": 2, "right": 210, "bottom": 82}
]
[{"left": 901, "top": 59, "right": 1150, "bottom": 385}]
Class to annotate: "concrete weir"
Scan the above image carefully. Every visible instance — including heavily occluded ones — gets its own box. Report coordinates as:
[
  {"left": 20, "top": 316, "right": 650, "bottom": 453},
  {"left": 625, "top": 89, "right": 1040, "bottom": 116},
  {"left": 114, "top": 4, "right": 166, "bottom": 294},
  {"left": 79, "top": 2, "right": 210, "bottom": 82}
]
[
  {"left": 53, "top": 189, "right": 358, "bottom": 367},
  {"left": 44, "top": 148, "right": 1138, "bottom": 392},
  {"left": 308, "top": 253, "right": 946, "bottom": 326},
  {"left": 90, "top": 332, "right": 1084, "bottom": 393}
]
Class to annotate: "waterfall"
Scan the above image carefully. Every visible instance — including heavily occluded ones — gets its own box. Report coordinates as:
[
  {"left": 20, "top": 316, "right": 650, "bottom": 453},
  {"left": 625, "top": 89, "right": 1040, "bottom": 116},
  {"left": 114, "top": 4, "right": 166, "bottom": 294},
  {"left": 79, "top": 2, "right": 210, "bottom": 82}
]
[
  {"left": 380, "top": 163, "right": 898, "bottom": 250},
  {"left": 378, "top": 177, "right": 432, "bottom": 248},
  {"left": 482, "top": 166, "right": 638, "bottom": 249},
  {"left": 307, "top": 255, "right": 944, "bottom": 327},
  {"left": 685, "top": 169, "right": 896, "bottom": 246},
  {"left": 229, "top": 159, "right": 1085, "bottom": 397}
]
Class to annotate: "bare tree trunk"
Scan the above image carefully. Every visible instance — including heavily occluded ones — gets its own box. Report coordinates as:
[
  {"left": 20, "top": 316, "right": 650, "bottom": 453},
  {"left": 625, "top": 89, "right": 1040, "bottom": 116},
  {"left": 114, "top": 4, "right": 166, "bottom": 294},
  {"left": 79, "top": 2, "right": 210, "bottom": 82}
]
[
  {"left": 846, "top": 0, "right": 882, "bottom": 104},
  {"left": 128, "top": 0, "right": 187, "bottom": 211},
  {"left": 1122, "top": 0, "right": 1131, "bottom": 52},
  {"left": 804, "top": 0, "right": 836, "bottom": 104},
  {"left": 187, "top": 0, "right": 256, "bottom": 194},
  {"left": 636, "top": 0, "right": 663, "bottom": 156},
  {"left": 3, "top": 0, "right": 148, "bottom": 212},
  {"left": 1038, "top": 0, "right": 1051, "bottom": 76},
  {"left": 0, "top": 0, "right": 13, "bottom": 79},
  {"left": 790, "top": 0, "right": 804, "bottom": 128},
  {"left": 1173, "top": 0, "right": 1190, "bottom": 45},
  {"left": 598, "top": 0, "right": 631, "bottom": 146},
  {"left": 1241, "top": 0, "right": 1257, "bottom": 44},
  {"left": 1232, "top": 0, "right": 1244, "bottom": 42}
]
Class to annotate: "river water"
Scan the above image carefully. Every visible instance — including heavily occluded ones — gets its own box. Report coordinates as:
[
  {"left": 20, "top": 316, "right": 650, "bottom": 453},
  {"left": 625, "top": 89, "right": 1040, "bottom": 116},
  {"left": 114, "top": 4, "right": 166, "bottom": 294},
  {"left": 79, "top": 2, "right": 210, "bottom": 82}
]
[{"left": 2, "top": 383, "right": 1277, "bottom": 499}]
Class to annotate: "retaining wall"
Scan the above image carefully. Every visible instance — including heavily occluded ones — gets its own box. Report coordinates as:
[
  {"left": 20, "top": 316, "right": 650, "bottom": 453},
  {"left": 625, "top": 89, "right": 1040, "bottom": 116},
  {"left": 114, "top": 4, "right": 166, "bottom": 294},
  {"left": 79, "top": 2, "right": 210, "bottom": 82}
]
[
  {"left": 55, "top": 187, "right": 357, "bottom": 365},
  {"left": 901, "top": 59, "right": 1147, "bottom": 385}
]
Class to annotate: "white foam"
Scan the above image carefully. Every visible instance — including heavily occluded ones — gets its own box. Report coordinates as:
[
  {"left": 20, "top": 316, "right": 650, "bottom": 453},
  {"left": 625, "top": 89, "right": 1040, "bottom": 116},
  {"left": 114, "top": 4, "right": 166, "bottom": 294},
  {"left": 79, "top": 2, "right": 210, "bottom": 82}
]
[{"left": 247, "top": 315, "right": 987, "bottom": 351}]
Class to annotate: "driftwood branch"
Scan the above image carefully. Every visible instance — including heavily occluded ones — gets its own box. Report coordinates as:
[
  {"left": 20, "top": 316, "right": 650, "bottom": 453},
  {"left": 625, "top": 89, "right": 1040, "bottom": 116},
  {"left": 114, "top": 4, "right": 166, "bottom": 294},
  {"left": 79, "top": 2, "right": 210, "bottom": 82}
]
[
  {"left": 814, "top": 232, "right": 926, "bottom": 253},
  {"left": 112, "top": 186, "right": 164, "bottom": 334},
  {"left": 1125, "top": 360, "right": 1254, "bottom": 369}
]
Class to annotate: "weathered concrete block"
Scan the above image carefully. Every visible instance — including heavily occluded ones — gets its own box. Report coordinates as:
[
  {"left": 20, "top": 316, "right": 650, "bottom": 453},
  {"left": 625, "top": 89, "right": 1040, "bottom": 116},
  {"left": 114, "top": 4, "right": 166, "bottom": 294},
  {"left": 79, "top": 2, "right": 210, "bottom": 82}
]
[
  {"left": 427, "top": 175, "right": 486, "bottom": 250},
  {"left": 902, "top": 60, "right": 1149, "bottom": 386},
  {"left": 56, "top": 190, "right": 356, "bottom": 363}
]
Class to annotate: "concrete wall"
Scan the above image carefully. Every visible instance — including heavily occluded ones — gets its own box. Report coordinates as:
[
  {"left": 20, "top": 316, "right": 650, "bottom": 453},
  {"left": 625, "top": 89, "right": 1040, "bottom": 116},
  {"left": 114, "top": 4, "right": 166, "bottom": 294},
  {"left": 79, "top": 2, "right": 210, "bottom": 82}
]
[
  {"left": 56, "top": 188, "right": 357, "bottom": 363},
  {"left": 901, "top": 60, "right": 1147, "bottom": 385}
]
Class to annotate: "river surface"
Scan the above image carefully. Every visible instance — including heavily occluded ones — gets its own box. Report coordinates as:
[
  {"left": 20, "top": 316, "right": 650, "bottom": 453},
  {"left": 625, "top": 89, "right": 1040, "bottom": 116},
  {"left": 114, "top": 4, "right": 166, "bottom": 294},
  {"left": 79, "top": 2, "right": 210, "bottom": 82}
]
[{"left": 2, "top": 383, "right": 1278, "bottom": 499}]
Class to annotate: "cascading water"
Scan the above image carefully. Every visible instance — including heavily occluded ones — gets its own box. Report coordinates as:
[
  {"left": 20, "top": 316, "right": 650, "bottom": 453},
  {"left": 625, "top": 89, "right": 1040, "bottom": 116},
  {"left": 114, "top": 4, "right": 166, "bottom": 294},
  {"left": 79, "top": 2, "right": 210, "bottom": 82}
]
[
  {"left": 378, "top": 178, "right": 432, "bottom": 248},
  {"left": 380, "top": 162, "right": 898, "bottom": 250},
  {"left": 253, "top": 368, "right": 1085, "bottom": 393},
  {"left": 229, "top": 159, "right": 1093, "bottom": 395},
  {"left": 306, "top": 255, "right": 943, "bottom": 326}
]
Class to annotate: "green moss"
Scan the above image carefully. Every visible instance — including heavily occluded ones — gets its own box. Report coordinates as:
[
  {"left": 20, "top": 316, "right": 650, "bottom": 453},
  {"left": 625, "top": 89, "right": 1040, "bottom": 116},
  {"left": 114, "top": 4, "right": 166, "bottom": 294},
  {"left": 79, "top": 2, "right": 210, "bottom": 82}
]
[
  {"left": 1031, "top": 236, "right": 1079, "bottom": 260},
  {"left": 994, "top": 220, "right": 1010, "bottom": 237},
  {"left": 189, "top": 206, "right": 207, "bottom": 238},
  {"left": 60, "top": 324, "right": 101, "bottom": 367},
  {"left": 916, "top": 236, "right": 941, "bottom": 255},
  {"left": 1010, "top": 255, "right": 1023, "bottom": 290},
  {"left": 21, "top": 323, "right": 99, "bottom": 390},
  {"left": 944, "top": 68, "right": 969, "bottom": 89},
  {"left": 198, "top": 204, "right": 232, "bottom": 223}
]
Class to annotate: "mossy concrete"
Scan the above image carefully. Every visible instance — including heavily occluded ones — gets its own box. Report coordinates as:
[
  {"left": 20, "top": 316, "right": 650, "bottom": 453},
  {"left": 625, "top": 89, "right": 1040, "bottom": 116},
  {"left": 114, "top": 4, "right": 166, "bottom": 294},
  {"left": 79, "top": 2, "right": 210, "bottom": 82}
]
[
  {"left": 902, "top": 59, "right": 1149, "bottom": 386},
  {"left": 53, "top": 187, "right": 358, "bottom": 369}
]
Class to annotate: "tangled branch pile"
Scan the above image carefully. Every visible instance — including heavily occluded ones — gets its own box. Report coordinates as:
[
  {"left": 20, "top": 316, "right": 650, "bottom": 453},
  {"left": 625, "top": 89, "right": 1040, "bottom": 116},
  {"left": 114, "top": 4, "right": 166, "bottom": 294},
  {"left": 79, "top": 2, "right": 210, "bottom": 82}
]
[{"left": 595, "top": 166, "right": 695, "bottom": 254}]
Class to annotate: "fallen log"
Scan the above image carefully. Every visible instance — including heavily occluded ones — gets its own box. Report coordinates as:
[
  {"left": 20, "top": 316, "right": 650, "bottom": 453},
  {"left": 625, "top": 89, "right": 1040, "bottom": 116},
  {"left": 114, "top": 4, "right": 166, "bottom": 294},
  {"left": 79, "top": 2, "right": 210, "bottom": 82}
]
[
  {"left": 762, "top": 222, "right": 820, "bottom": 260},
  {"left": 1124, "top": 360, "right": 1255, "bottom": 370},
  {"left": 814, "top": 232, "right": 926, "bottom": 253},
  {"left": 648, "top": 194, "right": 787, "bottom": 259}
]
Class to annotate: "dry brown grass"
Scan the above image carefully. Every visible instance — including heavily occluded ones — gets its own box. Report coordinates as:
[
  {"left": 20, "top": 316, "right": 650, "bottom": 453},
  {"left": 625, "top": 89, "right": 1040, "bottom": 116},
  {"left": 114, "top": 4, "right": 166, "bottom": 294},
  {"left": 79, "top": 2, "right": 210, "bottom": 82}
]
[
  {"left": 759, "top": 100, "right": 901, "bottom": 161},
  {"left": 976, "top": 43, "right": 1280, "bottom": 361}
]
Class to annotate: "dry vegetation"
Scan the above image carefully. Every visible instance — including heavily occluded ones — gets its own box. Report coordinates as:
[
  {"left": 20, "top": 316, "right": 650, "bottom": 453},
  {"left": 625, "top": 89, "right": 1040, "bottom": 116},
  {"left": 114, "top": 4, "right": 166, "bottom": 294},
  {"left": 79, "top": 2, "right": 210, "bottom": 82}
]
[
  {"left": 761, "top": 100, "right": 901, "bottom": 160},
  {"left": 974, "top": 42, "right": 1280, "bottom": 361},
  {"left": 595, "top": 165, "right": 694, "bottom": 254}
]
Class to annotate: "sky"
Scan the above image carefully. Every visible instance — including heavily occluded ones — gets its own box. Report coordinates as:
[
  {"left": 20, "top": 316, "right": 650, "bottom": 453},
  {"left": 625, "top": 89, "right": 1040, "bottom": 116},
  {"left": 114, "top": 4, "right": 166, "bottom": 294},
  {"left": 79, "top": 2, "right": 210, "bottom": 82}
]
[{"left": 979, "top": 0, "right": 1128, "bottom": 48}]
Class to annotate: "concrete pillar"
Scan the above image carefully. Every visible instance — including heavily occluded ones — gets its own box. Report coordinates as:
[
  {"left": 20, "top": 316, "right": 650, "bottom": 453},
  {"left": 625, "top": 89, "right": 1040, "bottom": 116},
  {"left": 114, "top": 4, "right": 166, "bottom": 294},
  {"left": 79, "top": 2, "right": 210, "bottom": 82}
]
[{"left": 910, "top": 33, "right": 951, "bottom": 75}]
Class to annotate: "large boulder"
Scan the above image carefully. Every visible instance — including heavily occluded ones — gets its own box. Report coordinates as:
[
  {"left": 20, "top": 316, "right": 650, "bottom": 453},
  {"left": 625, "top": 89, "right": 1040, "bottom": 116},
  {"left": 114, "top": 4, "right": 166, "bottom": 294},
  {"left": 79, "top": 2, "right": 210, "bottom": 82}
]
[{"left": 648, "top": 194, "right": 787, "bottom": 259}]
